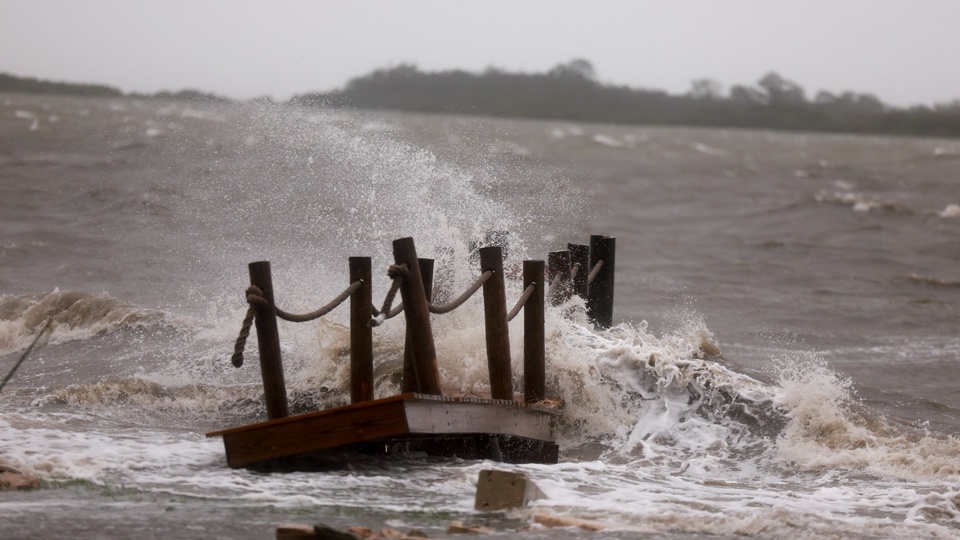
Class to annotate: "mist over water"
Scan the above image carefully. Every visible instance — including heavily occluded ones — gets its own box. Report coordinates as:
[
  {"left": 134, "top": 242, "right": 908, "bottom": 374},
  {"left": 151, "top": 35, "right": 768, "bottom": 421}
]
[{"left": 1, "top": 94, "right": 959, "bottom": 539}]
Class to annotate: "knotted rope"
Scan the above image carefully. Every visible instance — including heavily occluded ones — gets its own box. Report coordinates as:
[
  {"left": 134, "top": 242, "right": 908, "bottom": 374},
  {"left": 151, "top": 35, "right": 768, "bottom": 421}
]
[
  {"left": 371, "top": 263, "right": 408, "bottom": 326},
  {"left": 506, "top": 282, "right": 537, "bottom": 322},
  {"left": 232, "top": 280, "right": 362, "bottom": 367},
  {"left": 231, "top": 286, "right": 266, "bottom": 367},
  {"left": 428, "top": 270, "right": 492, "bottom": 314}
]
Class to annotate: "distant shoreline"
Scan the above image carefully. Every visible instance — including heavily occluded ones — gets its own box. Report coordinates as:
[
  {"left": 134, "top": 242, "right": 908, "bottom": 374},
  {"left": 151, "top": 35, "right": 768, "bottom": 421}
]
[{"left": 4, "top": 65, "right": 960, "bottom": 139}]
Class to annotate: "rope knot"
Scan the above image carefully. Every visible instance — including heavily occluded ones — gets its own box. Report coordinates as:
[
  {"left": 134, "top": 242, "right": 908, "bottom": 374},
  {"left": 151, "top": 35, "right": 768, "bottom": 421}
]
[
  {"left": 245, "top": 285, "right": 269, "bottom": 309},
  {"left": 387, "top": 263, "right": 409, "bottom": 280}
]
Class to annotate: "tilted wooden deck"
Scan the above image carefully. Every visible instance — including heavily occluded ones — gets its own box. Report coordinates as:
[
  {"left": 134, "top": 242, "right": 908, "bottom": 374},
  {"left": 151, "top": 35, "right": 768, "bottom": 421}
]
[
  {"left": 211, "top": 236, "right": 616, "bottom": 469},
  {"left": 207, "top": 393, "right": 560, "bottom": 468}
]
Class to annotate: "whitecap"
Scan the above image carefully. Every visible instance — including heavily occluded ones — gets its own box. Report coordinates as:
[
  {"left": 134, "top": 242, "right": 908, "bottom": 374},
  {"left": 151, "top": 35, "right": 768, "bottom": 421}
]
[
  {"left": 938, "top": 204, "right": 960, "bottom": 218},
  {"left": 592, "top": 134, "right": 624, "bottom": 147},
  {"left": 693, "top": 142, "right": 725, "bottom": 156}
]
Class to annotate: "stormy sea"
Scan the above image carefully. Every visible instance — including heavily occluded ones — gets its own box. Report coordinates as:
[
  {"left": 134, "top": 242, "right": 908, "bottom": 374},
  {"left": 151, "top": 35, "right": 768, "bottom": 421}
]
[{"left": 1, "top": 93, "right": 959, "bottom": 539}]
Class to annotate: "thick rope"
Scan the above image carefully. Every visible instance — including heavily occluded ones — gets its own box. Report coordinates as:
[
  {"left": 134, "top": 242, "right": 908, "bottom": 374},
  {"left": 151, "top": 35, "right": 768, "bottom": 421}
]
[
  {"left": 384, "top": 302, "right": 404, "bottom": 320},
  {"left": 275, "top": 280, "right": 362, "bottom": 323},
  {"left": 587, "top": 259, "right": 605, "bottom": 284},
  {"left": 506, "top": 283, "right": 536, "bottom": 322},
  {"left": 232, "top": 285, "right": 268, "bottom": 367},
  {"left": 371, "top": 263, "right": 408, "bottom": 326},
  {"left": 232, "top": 281, "right": 361, "bottom": 367},
  {"left": 428, "top": 270, "right": 492, "bottom": 314}
]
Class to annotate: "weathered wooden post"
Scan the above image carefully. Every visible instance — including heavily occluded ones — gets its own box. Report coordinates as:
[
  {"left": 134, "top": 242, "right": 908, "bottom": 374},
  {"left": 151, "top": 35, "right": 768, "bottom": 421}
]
[
  {"left": 349, "top": 257, "right": 373, "bottom": 404},
  {"left": 547, "top": 251, "right": 571, "bottom": 306},
  {"left": 523, "top": 260, "right": 545, "bottom": 404},
  {"left": 247, "top": 261, "right": 289, "bottom": 420},
  {"left": 587, "top": 235, "right": 616, "bottom": 329},
  {"left": 479, "top": 246, "right": 513, "bottom": 400},
  {"left": 568, "top": 243, "right": 589, "bottom": 300},
  {"left": 402, "top": 258, "right": 434, "bottom": 393},
  {"left": 393, "top": 238, "right": 442, "bottom": 396}
]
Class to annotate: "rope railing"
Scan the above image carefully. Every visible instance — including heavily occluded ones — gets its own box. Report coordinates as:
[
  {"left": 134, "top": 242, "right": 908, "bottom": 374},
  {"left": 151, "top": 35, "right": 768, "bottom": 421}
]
[
  {"left": 428, "top": 270, "right": 492, "bottom": 314},
  {"left": 371, "top": 268, "right": 494, "bottom": 323},
  {"left": 227, "top": 235, "right": 612, "bottom": 419},
  {"left": 278, "top": 282, "right": 362, "bottom": 323},
  {"left": 232, "top": 280, "right": 362, "bottom": 367},
  {"left": 587, "top": 258, "right": 604, "bottom": 285},
  {"left": 506, "top": 282, "right": 536, "bottom": 322}
]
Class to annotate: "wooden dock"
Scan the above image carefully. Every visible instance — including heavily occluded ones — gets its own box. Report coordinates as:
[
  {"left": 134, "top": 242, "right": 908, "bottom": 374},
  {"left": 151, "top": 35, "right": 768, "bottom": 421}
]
[
  {"left": 208, "top": 235, "right": 614, "bottom": 469},
  {"left": 207, "top": 393, "right": 560, "bottom": 467}
]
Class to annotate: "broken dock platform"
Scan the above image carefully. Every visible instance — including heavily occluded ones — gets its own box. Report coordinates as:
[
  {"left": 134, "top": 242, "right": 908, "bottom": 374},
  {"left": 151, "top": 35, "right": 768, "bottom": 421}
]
[{"left": 207, "top": 235, "right": 615, "bottom": 468}]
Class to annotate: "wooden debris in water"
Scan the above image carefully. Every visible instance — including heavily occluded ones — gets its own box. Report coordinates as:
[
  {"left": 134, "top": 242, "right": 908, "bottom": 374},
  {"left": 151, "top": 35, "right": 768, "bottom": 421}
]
[
  {"left": 474, "top": 469, "right": 545, "bottom": 511},
  {"left": 0, "top": 465, "right": 40, "bottom": 491},
  {"left": 532, "top": 513, "right": 606, "bottom": 531},
  {"left": 276, "top": 524, "right": 434, "bottom": 540},
  {"left": 446, "top": 521, "right": 491, "bottom": 534}
]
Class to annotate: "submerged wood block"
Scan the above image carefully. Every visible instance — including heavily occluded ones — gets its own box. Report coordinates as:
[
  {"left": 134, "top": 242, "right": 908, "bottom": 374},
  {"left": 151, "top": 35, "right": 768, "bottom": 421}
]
[
  {"left": 208, "top": 393, "right": 559, "bottom": 468},
  {"left": 474, "top": 469, "right": 545, "bottom": 511}
]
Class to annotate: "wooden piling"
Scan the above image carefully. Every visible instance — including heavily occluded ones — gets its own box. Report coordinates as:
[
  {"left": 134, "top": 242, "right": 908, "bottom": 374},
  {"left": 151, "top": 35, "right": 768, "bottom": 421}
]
[
  {"left": 547, "top": 251, "right": 571, "bottom": 306},
  {"left": 587, "top": 235, "right": 616, "bottom": 329},
  {"left": 248, "top": 261, "right": 289, "bottom": 420},
  {"left": 402, "top": 258, "right": 434, "bottom": 393},
  {"left": 568, "top": 243, "right": 589, "bottom": 299},
  {"left": 479, "top": 246, "right": 512, "bottom": 400},
  {"left": 393, "top": 238, "right": 442, "bottom": 396},
  {"left": 523, "top": 260, "right": 545, "bottom": 404},
  {"left": 349, "top": 257, "right": 373, "bottom": 404}
]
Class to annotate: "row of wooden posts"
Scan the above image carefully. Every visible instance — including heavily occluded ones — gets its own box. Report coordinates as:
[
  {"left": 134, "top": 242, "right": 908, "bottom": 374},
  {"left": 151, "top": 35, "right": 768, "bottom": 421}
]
[{"left": 244, "top": 235, "right": 615, "bottom": 421}]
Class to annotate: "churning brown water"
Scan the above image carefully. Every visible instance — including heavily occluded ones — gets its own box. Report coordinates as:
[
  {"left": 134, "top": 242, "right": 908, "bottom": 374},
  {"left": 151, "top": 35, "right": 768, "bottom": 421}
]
[{"left": 1, "top": 93, "right": 959, "bottom": 539}]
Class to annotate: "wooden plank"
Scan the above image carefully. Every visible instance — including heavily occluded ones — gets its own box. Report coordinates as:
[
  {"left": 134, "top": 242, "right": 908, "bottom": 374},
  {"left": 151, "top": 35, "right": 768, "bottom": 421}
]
[
  {"left": 208, "top": 394, "right": 560, "bottom": 468},
  {"left": 404, "top": 400, "right": 554, "bottom": 441},
  {"left": 217, "top": 398, "right": 410, "bottom": 467},
  {"left": 207, "top": 393, "right": 414, "bottom": 437}
]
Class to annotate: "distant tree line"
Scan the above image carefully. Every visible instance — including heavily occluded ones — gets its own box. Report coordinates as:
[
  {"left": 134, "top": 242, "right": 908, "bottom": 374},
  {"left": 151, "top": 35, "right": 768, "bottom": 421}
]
[
  {"left": 128, "top": 88, "right": 231, "bottom": 103},
  {"left": 5, "top": 66, "right": 960, "bottom": 137},
  {"left": 0, "top": 72, "right": 230, "bottom": 103},
  {"left": 0, "top": 72, "right": 122, "bottom": 97},
  {"left": 292, "top": 60, "right": 960, "bottom": 138}
]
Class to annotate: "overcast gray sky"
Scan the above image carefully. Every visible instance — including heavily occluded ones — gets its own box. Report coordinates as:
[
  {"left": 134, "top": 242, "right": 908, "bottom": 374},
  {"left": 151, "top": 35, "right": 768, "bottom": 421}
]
[{"left": 2, "top": 0, "right": 958, "bottom": 106}]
